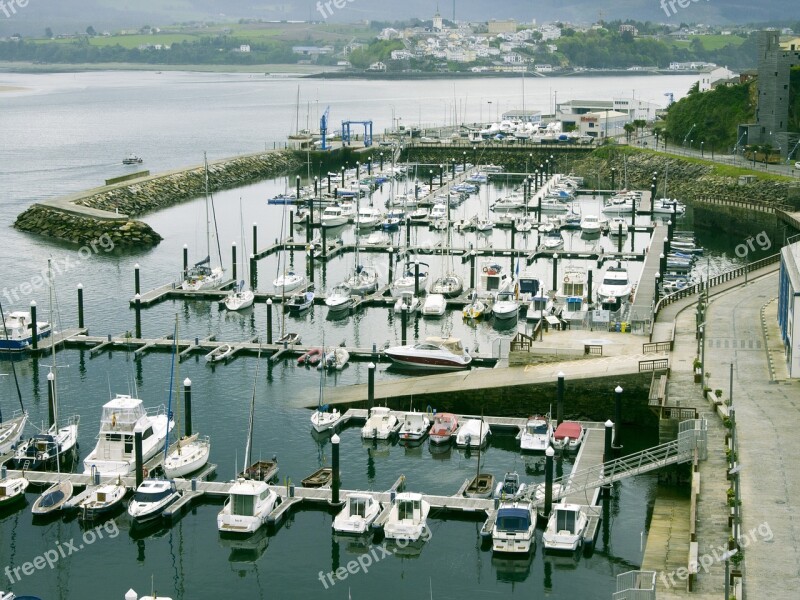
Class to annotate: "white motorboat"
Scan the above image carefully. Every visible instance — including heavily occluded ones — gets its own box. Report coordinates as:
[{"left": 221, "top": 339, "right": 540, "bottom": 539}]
[
  {"left": 492, "top": 290, "right": 520, "bottom": 320},
  {"left": 319, "top": 347, "right": 349, "bottom": 371},
  {"left": 75, "top": 482, "right": 127, "bottom": 521},
  {"left": 652, "top": 198, "right": 687, "bottom": 215},
  {"left": 429, "top": 412, "right": 458, "bottom": 444},
  {"left": 551, "top": 422, "right": 585, "bottom": 451},
  {"left": 602, "top": 193, "right": 635, "bottom": 215},
  {"left": 429, "top": 275, "right": 463, "bottom": 299},
  {"left": 492, "top": 501, "right": 536, "bottom": 554},
  {"left": 491, "top": 196, "right": 526, "bottom": 212},
  {"left": 163, "top": 434, "right": 211, "bottom": 479},
  {"left": 83, "top": 395, "right": 173, "bottom": 477},
  {"left": 217, "top": 478, "right": 281, "bottom": 535},
  {"left": 493, "top": 472, "right": 526, "bottom": 500},
  {"left": 539, "top": 199, "right": 569, "bottom": 213},
  {"left": 360, "top": 406, "right": 400, "bottom": 440},
  {"left": 287, "top": 291, "right": 314, "bottom": 314},
  {"left": 596, "top": 266, "right": 633, "bottom": 310},
  {"left": 556, "top": 269, "right": 588, "bottom": 305},
  {"left": 385, "top": 337, "right": 472, "bottom": 371},
  {"left": 0, "top": 477, "right": 28, "bottom": 509},
  {"left": 320, "top": 206, "right": 348, "bottom": 228},
  {"left": 543, "top": 503, "right": 589, "bottom": 552},
  {"left": 519, "top": 415, "right": 552, "bottom": 452},
  {"left": 205, "top": 343, "right": 234, "bottom": 363},
  {"left": 32, "top": 479, "right": 74, "bottom": 516},
  {"left": 421, "top": 293, "right": 447, "bottom": 317},
  {"left": 355, "top": 206, "right": 383, "bottom": 229},
  {"left": 608, "top": 217, "right": 628, "bottom": 237},
  {"left": 272, "top": 270, "right": 307, "bottom": 295},
  {"left": 224, "top": 281, "right": 255, "bottom": 311},
  {"left": 455, "top": 418, "right": 489, "bottom": 448},
  {"left": 325, "top": 284, "right": 354, "bottom": 313},
  {"left": 383, "top": 492, "right": 430, "bottom": 543},
  {"left": 391, "top": 263, "right": 429, "bottom": 297},
  {"left": 393, "top": 292, "right": 420, "bottom": 314},
  {"left": 127, "top": 479, "right": 181, "bottom": 524},
  {"left": 0, "top": 310, "right": 51, "bottom": 351},
  {"left": 429, "top": 203, "right": 447, "bottom": 221},
  {"left": 580, "top": 214, "right": 604, "bottom": 234},
  {"left": 526, "top": 290, "right": 556, "bottom": 323},
  {"left": 332, "top": 493, "right": 381, "bottom": 535},
  {"left": 398, "top": 412, "right": 431, "bottom": 442},
  {"left": 123, "top": 153, "right": 143, "bottom": 165}
]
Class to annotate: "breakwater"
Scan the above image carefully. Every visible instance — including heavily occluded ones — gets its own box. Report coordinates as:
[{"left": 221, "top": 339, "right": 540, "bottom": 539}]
[{"left": 14, "top": 149, "right": 303, "bottom": 249}]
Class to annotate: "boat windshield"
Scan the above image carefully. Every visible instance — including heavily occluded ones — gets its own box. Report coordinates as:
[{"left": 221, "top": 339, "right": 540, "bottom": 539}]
[
  {"left": 397, "top": 499, "right": 420, "bottom": 521},
  {"left": 556, "top": 508, "right": 578, "bottom": 533},
  {"left": 527, "top": 422, "right": 548, "bottom": 434},
  {"left": 603, "top": 275, "right": 628, "bottom": 285},
  {"left": 496, "top": 508, "right": 531, "bottom": 532},
  {"left": 134, "top": 489, "right": 173, "bottom": 503},
  {"left": 231, "top": 493, "right": 255, "bottom": 516},
  {"left": 349, "top": 497, "right": 368, "bottom": 518}
]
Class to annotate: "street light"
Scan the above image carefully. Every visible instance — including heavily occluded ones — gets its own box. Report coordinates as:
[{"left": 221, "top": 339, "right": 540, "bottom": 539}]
[
  {"left": 700, "top": 141, "right": 704, "bottom": 157},
  {"left": 722, "top": 548, "right": 738, "bottom": 600}
]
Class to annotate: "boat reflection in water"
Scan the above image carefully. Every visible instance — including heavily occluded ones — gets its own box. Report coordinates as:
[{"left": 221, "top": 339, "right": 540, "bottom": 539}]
[
  {"left": 492, "top": 550, "right": 535, "bottom": 583},
  {"left": 219, "top": 525, "right": 271, "bottom": 564}
]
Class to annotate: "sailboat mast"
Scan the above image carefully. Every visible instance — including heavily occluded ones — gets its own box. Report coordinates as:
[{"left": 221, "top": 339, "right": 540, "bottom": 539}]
[
  {"left": 244, "top": 354, "right": 261, "bottom": 469},
  {"left": 164, "top": 317, "right": 178, "bottom": 461},
  {"left": 204, "top": 153, "right": 211, "bottom": 262}
]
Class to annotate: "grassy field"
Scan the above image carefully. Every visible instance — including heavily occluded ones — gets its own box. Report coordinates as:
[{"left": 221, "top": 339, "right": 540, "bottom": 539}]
[
  {"left": 667, "top": 34, "right": 747, "bottom": 51},
  {"left": 0, "top": 61, "right": 340, "bottom": 74}
]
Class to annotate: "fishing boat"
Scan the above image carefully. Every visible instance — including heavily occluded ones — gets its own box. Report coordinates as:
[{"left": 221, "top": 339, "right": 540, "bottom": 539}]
[
  {"left": 385, "top": 337, "right": 471, "bottom": 371},
  {"left": 83, "top": 395, "right": 173, "bottom": 477},
  {"left": 360, "top": 406, "right": 400, "bottom": 440},
  {"left": 182, "top": 154, "right": 225, "bottom": 291},
  {"left": 429, "top": 413, "right": 458, "bottom": 444},
  {"left": 393, "top": 292, "right": 420, "bottom": 314},
  {"left": 596, "top": 266, "right": 633, "bottom": 310},
  {"left": 421, "top": 293, "right": 447, "bottom": 317},
  {"left": 287, "top": 291, "right": 314, "bottom": 314},
  {"left": 543, "top": 503, "right": 589, "bottom": 552},
  {"left": 0, "top": 477, "right": 29, "bottom": 509},
  {"left": 332, "top": 493, "right": 381, "bottom": 535},
  {"left": 128, "top": 479, "right": 181, "bottom": 524},
  {"left": 0, "top": 310, "right": 51, "bottom": 352},
  {"left": 464, "top": 473, "right": 495, "bottom": 499},
  {"left": 205, "top": 343, "right": 234, "bottom": 363},
  {"left": 519, "top": 415, "right": 552, "bottom": 452},
  {"left": 310, "top": 353, "right": 343, "bottom": 433},
  {"left": 32, "top": 480, "right": 73, "bottom": 516},
  {"left": 455, "top": 418, "right": 489, "bottom": 448},
  {"left": 301, "top": 467, "right": 332, "bottom": 488},
  {"left": 398, "top": 412, "right": 431, "bottom": 442},
  {"left": 122, "top": 153, "right": 143, "bottom": 165},
  {"left": 383, "top": 493, "right": 430, "bottom": 543},
  {"left": 492, "top": 501, "right": 536, "bottom": 554},
  {"left": 75, "top": 481, "right": 127, "bottom": 521},
  {"left": 493, "top": 472, "right": 526, "bottom": 500},
  {"left": 551, "top": 421, "right": 585, "bottom": 451}
]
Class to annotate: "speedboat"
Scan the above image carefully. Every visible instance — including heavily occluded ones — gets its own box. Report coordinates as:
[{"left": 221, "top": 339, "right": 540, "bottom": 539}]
[
  {"left": 580, "top": 214, "right": 603, "bottom": 234},
  {"left": 519, "top": 415, "right": 552, "bottom": 452},
  {"left": 320, "top": 206, "right": 348, "bottom": 228},
  {"left": 0, "top": 311, "right": 52, "bottom": 351},
  {"left": 492, "top": 291, "right": 520, "bottom": 320},
  {"left": 127, "top": 479, "right": 181, "bottom": 524},
  {"left": 32, "top": 480, "right": 74, "bottom": 516},
  {"left": 75, "top": 482, "right": 127, "bottom": 521},
  {"left": 385, "top": 337, "right": 471, "bottom": 371},
  {"left": 596, "top": 266, "right": 633, "bottom": 310},
  {"left": 273, "top": 270, "right": 306, "bottom": 295},
  {"left": 163, "top": 434, "right": 211, "bottom": 479},
  {"left": 384, "top": 492, "right": 430, "bottom": 543},
  {"left": 543, "top": 503, "right": 589, "bottom": 552},
  {"left": 325, "top": 284, "right": 353, "bottom": 313},
  {"left": 464, "top": 473, "right": 495, "bottom": 499},
  {"left": 310, "top": 406, "right": 342, "bottom": 433},
  {"left": 224, "top": 281, "right": 255, "bottom": 311},
  {"left": 122, "top": 153, "right": 143, "bottom": 165},
  {"left": 421, "top": 293, "right": 447, "bottom": 317},
  {"left": 360, "top": 407, "right": 400, "bottom": 440},
  {"left": 398, "top": 412, "right": 431, "bottom": 442},
  {"left": 493, "top": 472, "right": 526, "bottom": 500},
  {"left": 217, "top": 478, "right": 281, "bottom": 535},
  {"left": 393, "top": 292, "right": 420, "bottom": 314},
  {"left": 287, "top": 291, "right": 314, "bottom": 314},
  {"left": 429, "top": 413, "right": 458, "bottom": 444},
  {"left": 83, "top": 395, "right": 173, "bottom": 477},
  {"left": 491, "top": 196, "right": 526, "bottom": 212},
  {"left": 455, "top": 418, "right": 489, "bottom": 448},
  {"left": 492, "top": 501, "right": 536, "bottom": 554},
  {"left": 551, "top": 421, "right": 585, "bottom": 451},
  {"left": 0, "top": 477, "right": 28, "bottom": 509},
  {"left": 205, "top": 343, "right": 234, "bottom": 363},
  {"left": 429, "top": 275, "right": 463, "bottom": 298},
  {"left": 332, "top": 493, "right": 381, "bottom": 535},
  {"left": 539, "top": 199, "right": 569, "bottom": 213}
]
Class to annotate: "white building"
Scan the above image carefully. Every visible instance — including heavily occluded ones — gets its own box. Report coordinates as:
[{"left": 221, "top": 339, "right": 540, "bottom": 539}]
[
  {"left": 612, "top": 98, "right": 661, "bottom": 121},
  {"left": 534, "top": 64, "right": 553, "bottom": 73},
  {"left": 368, "top": 62, "right": 387, "bottom": 71},
  {"left": 577, "top": 110, "right": 631, "bottom": 139},
  {"left": 391, "top": 50, "right": 413, "bottom": 61},
  {"left": 779, "top": 241, "right": 800, "bottom": 377},
  {"left": 238, "top": 44, "right": 251, "bottom": 53},
  {"left": 698, "top": 66, "right": 738, "bottom": 92}
]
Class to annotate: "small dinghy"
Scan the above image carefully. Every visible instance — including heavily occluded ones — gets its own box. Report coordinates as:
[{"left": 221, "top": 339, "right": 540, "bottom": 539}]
[
  {"left": 464, "top": 473, "right": 495, "bottom": 499},
  {"left": 32, "top": 480, "right": 74, "bottom": 516},
  {"left": 301, "top": 467, "right": 333, "bottom": 488}
]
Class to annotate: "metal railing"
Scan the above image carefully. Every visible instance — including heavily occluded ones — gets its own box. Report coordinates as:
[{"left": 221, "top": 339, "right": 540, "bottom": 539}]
[
  {"left": 639, "top": 358, "right": 669, "bottom": 373},
  {"left": 691, "top": 197, "right": 790, "bottom": 214},
  {"left": 612, "top": 570, "right": 657, "bottom": 600},
  {"left": 642, "top": 341, "right": 672, "bottom": 354}
]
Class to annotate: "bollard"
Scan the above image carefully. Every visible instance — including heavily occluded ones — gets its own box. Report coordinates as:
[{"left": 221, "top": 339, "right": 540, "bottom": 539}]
[
  {"left": 401, "top": 306, "right": 408, "bottom": 346},
  {"left": 617, "top": 224, "right": 623, "bottom": 253},
  {"left": 231, "top": 242, "right": 237, "bottom": 281},
  {"left": 544, "top": 446, "right": 554, "bottom": 518},
  {"left": 587, "top": 270, "right": 593, "bottom": 304},
  {"left": 331, "top": 434, "right": 340, "bottom": 505},
  {"left": 134, "top": 294, "right": 142, "bottom": 339},
  {"left": 182, "top": 244, "right": 189, "bottom": 278},
  {"left": 414, "top": 261, "right": 420, "bottom": 297},
  {"left": 30, "top": 301, "right": 38, "bottom": 351},
  {"left": 134, "top": 263, "right": 141, "bottom": 296},
  {"left": 77, "top": 284, "right": 85, "bottom": 329},
  {"left": 556, "top": 371, "right": 565, "bottom": 426},
  {"left": 47, "top": 371, "right": 56, "bottom": 428},
  {"left": 135, "top": 431, "right": 144, "bottom": 487},
  {"left": 469, "top": 251, "right": 476, "bottom": 290},
  {"left": 266, "top": 299, "right": 273, "bottom": 345},
  {"left": 614, "top": 386, "right": 623, "bottom": 449},
  {"left": 603, "top": 420, "right": 613, "bottom": 496},
  {"left": 184, "top": 378, "right": 193, "bottom": 438},
  {"left": 253, "top": 222, "right": 258, "bottom": 254},
  {"left": 368, "top": 362, "right": 376, "bottom": 407}
]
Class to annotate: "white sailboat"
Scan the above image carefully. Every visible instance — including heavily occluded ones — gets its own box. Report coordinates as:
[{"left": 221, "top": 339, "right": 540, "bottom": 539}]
[
  {"left": 273, "top": 196, "right": 307, "bottom": 294},
  {"left": 183, "top": 153, "right": 225, "bottom": 291},
  {"left": 225, "top": 200, "right": 255, "bottom": 311},
  {"left": 0, "top": 302, "right": 29, "bottom": 454},
  {"left": 310, "top": 342, "right": 343, "bottom": 433}
]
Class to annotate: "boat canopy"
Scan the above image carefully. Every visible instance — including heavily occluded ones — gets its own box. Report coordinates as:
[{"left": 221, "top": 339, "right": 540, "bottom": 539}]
[
  {"left": 555, "top": 506, "right": 580, "bottom": 533},
  {"left": 425, "top": 336, "right": 465, "bottom": 355},
  {"left": 100, "top": 397, "right": 146, "bottom": 432},
  {"left": 554, "top": 422, "right": 582, "bottom": 440},
  {"left": 496, "top": 507, "right": 531, "bottom": 532}
]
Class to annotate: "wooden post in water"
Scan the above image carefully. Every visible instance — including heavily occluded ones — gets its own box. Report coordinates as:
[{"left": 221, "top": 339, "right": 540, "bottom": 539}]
[
  {"left": 134, "top": 294, "right": 142, "bottom": 339},
  {"left": 231, "top": 242, "right": 237, "bottom": 281},
  {"left": 47, "top": 371, "right": 56, "bottom": 428},
  {"left": 134, "top": 263, "right": 141, "bottom": 296},
  {"left": 331, "top": 433, "right": 341, "bottom": 505},
  {"left": 556, "top": 371, "right": 565, "bottom": 426},
  {"left": 135, "top": 431, "right": 144, "bottom": 488},
  {"left": 266, "top": 299, "right": 273, "bottom": 345},
  {"left": 77, "top": 284, "right": 84, "bottom": 329},
  {"left": 30, "top": 301, "right": 38, "bottom": 351},
  {"left": 184, "top": 378, "right": 193, "bottom": 438},
  {"left": 544, "top": 445, "right": 554, "bottom": 518}
]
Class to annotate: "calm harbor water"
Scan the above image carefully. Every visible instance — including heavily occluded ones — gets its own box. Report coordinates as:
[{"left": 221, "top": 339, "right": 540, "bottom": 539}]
[{"left": 0, "top": 71, "right": 765, "bottom": 599}]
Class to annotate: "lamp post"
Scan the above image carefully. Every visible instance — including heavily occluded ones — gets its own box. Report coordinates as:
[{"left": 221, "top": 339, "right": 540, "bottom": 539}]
[
  {"left": 700, "top": 141, "right": 704, "bottom": 157},
  {"left": 551, "top": 253, "right": 559, "bottom": 292},
  {"left": 654, "top": 272, "right": 660, "bottom": 304},
  {"left": 610, "top": 167, "right": 616, "bottom": 191},
  {"left": 722, "top": 549, "right": 738, "bottom": 600},
  {"left": 463, "top": 151, "right": 467, "bottom": 171}
]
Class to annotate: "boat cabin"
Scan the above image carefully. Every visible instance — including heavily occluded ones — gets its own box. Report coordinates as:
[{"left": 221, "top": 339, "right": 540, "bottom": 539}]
[
  {"left": 495, "top": 506, "right": 532, "bottom": 533},
  {"left": 229, "top": 480, "right": 271, "bottom": 517},
  {"left": 396, "top": 495, "right": 423, "bottom": 521},
  {"left": 553, "top": 505, "right": 581, "bottom": 534},
  {"left": 348, "top": 495, "right": 371, "bottom": 518}
]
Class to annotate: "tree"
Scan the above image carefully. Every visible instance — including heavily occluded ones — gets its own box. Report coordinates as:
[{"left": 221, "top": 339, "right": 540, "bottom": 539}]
[
  {"left": 86, "top": 26, "right": 96, "bottom": 37},
  {"left": 45, "top": 28, "right": 53, "bottom": 39},
  {"left": 623, "top": 123, "right": 635, "bottom": 142}
]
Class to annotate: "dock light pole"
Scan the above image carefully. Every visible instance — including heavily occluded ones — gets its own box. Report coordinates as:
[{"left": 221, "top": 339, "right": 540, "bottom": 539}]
[
  {"left": 135, "top": 431, "right": 144, "bottom": 488},
  {"left": 723, "top": 549, "right": 738, "bottom": 600},
  {"left": 182, "top": 244, "right": 188, "bottom": 279},
  {"left": 387, "top": 247, "right": 394, "bottom": 284},
  {"left": 654, "top": 272, "right": 660, "bottom": 304},
  {"left": 47, "top": 371, "right": 56, "bottom": 428},
  {"left": 249, "top": 254, "right": 257, "bottom": 289},
  {"left": 134, "top": 263, "right": 141, "bottom": 296},
  {"left": 699, "top": 325, "right": 706, "bottom": 383},
  {"left": 549, "top": 154, "right": 555, "bottom": 176},
  {"left": 231, "top": 242, "right": 237, "bottom": 281},
  {"left": 252, "top": 222, "right": 258, "bottom": 255},
  {"left": 379, "top": 152, "right": 384, "bottom": 170},
  {"left": 429, "top": 169, "right": 434, "bottom": 190},
  {"left": 77, "top": 283, "right": 84, "bottom": 329},
  {"left": 331, "top": 434, "right": 341, "bottom": 505},
  {"left": 551, "top": 253, "right": 559, "bottom": 293},
  {"left": 556, "top": 371, "right": 565, "bottom": 426},
  {"left": 664, "top": 236, "right": 670, "bottom": 256},
  {"left": 266, "top": 298, "right": 273, "bottom": 345},
  {"left": 602, "top": 419, "right": 614, "bottom": 496},
  {"left": 613, "top": 386, "right": 623, "bottom": 450},
  {"left": 700, "top": 141, "right": 704, "bottom": 157},
  {"left": 659, "top": 252, "right": 666, "bottom": 276},
  {"left": 610, "top": 167, "right": 616, "bottom": 191},
  {"left": 451, "top": 158, "right": 456, "bottom": 179},
  {"left": 544, "top": 446, "right": 554, "bottom": 518},
  {"left": 356, "top": 161, "right": 360, "bottom": 180},
  {"left": 463, "top": 151, "right": 467, "bottom": 171},
  {"left": 296, "top": 175, "right": 301, "bottom": 201},
  {"left": 183, "top": 378, "right": 193, "bottom": 438},
  {"left": 439, "top": 164, "right": 444, "bottom": 187},
  {"left": 414, "top": 260, "right": 420, "bottom": 297},
  {"left": 401, "top": 305, "right": 408, "bottom": 346}
]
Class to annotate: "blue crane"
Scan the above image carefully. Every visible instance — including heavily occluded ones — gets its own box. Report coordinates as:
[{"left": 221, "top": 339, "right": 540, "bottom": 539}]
[{"left": 320, "top": 105, "right": 331, "bottom": 151}]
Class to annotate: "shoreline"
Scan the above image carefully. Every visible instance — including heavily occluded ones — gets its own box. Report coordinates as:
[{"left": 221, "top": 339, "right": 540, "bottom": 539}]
[
  {"left": 0, "top": 85, "right": 27, "bottom": 92},
  {"left": 0, "top": 62, "right": 340, "bottom": 75}
]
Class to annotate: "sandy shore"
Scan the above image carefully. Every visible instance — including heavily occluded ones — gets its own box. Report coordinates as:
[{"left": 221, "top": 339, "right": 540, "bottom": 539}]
[{"left": 0, "top": 85, "right": 27, "bottom": 92}]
